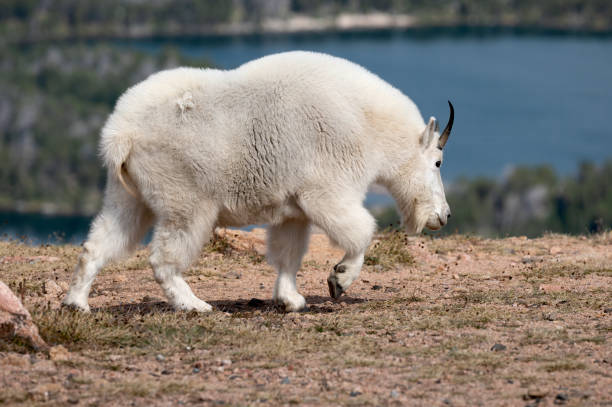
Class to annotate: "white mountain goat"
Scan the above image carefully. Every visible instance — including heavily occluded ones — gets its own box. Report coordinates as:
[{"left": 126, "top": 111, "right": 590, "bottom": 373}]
[{"left": 63, "top": 51, "right": 454, "bottom": 312}]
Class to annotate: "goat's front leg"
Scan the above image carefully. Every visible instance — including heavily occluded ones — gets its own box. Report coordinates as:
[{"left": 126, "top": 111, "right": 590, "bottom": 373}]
[
  {"left": 327, "top": 250, "right": 366, "bottom": 299},
  {"left": 298, "top": 191, "right": 375, "bottom": 299}
]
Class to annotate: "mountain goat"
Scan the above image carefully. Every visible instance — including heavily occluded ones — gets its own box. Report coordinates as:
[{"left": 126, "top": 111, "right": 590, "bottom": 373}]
[{"left": 63, "top": 51, "right": 454, "bottom": 312}]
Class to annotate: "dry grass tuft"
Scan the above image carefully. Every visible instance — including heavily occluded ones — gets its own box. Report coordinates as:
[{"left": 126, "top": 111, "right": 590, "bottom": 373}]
[
  {"left": 204, "top": 232, "right": 237, "bottom": 256},
  {"left": 203, "top": 230, "right": 265, "bottom": 264},
  {"left": 364, "top": 230, "right": 415, "bottom": 270}
]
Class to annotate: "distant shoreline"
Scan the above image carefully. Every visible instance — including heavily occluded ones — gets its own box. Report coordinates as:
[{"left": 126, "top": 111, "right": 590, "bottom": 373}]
[{"left": 10, "top": 17, "right": 612, "bottom": 46}]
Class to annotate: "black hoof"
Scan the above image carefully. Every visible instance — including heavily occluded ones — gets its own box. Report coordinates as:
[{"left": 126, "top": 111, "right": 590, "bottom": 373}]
[
  {"left": 333, "top": 264, "right": 347, "bottom": 273},
  {"left": 327, "top": 276, "right": 344, "bottom": 299},
  {"left": 273, "top": 300, "right": 309, "bottom": 313},
  {"left": 60, "top": 302, "right": 84, "bottom": 312},
  {"left": 296, "top": 305, "right": 310, "bottom": 313}
]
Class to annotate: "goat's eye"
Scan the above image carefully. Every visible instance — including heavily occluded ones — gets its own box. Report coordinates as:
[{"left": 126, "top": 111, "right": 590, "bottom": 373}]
[{"left": 435, "top": 160, "right": 441, "bottom": 168}]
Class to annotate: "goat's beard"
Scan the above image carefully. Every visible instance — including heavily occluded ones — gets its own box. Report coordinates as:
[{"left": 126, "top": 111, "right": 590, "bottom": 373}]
[{"left": 401, "top": 201, "right": 431, "bottom": 236}]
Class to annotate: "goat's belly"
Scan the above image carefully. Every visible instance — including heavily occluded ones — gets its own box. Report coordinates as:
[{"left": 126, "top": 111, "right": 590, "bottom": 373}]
[{"left": 216, "top": 197, "right": 306, "bottom": 228}]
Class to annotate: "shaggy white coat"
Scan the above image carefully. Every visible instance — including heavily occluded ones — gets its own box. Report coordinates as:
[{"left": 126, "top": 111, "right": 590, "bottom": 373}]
[{"left": 64, "top": 51, "right": 451, "bottom": 312}]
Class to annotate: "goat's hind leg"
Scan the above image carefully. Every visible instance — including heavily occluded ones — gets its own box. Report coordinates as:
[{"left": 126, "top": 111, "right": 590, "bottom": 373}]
[
  {"left": 267, "top": 219, "right": 311, "bottom": 312},
  {"left": 63, "top": 179, "right": 153, "bottom": 312},
  {"left": 149, "top": 207, "right": 217, "bottom": 312}
]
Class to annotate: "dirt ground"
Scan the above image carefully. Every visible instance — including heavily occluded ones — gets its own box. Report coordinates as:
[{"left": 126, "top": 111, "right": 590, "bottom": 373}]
[{"left": 0, "top": 229, "right": 611, "bottom": 406}]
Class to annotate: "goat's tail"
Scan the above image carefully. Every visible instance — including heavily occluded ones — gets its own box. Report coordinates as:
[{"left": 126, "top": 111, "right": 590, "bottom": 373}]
[
  {"left": 100, "top": 126, "right": 139, "bottom": 198},
  {"left": 117, "top": 162, "right": 138, "bottom": 198}
]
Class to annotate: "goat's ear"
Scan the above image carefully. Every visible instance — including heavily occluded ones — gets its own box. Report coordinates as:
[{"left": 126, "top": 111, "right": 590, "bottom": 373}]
[{"left": 420, "top": 117, "right": 436, "bottom": 149}]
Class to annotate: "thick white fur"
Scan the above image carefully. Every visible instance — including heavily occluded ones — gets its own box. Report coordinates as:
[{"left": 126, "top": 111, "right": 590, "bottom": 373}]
[{"left": 64, "top": 51, "right": 450, "bottom": 312}]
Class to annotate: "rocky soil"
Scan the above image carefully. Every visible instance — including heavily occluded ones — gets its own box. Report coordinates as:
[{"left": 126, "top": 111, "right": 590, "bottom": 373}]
[{"left": 0, "top": 229, "right": 610, "bottom": 406}]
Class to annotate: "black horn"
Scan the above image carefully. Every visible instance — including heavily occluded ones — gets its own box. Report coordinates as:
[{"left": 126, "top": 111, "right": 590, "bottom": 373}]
[{"left": 438, "top": 100, "right": 454, "bottom": 149}]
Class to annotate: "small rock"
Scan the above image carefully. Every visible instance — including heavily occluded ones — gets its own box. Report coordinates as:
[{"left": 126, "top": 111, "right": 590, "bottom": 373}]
[
  {"left": 161, "top": 369, "right": 172, "bottom": 375},
  {"left": 67, "top": 397, "right": 79, "bottom": 404},
  {"left": 107, "top": 354, "right": 121, "bottom": 362},
  {"left": 390, "top": 389, "right": 399, "bottom": 398},
  {"left": 43, "top": 280, "right": 62, "bottom": 296},
  {"left": 554, "top": 393, "right": 569, "bottom": 405},
  {"left": 543, "top": 312, "right": 556, "bottom": 321},
  {"left": 281, "top": 376, "right": 290, "bottom": 384},
  {"left": 3, "top": 353, "right": 29, "bottom": 367},
  {"left": 491, "top": 343, "right": 507, "bottom": 352},
  {"left": 30, "top": 359, "right": 57, "bottom": 374},
  {"left": 349, "top": 390, "right": 362, "bottom": 397},
  {"left": 456, "top": 253, "right": 472, "bottom": 261},
  {"left": 384, "top": 287, "right": 399, "bottom": 293},
  {"left": 539, "top": 284, "right": 563, "bottom": 293},
  {"left": 452, "top": 273, "right": 459, "bottom": 279},
  {"left": 527, "top": 387, "right": 549, "bottom": 399},
  {"left": 49, "top": 345, "right": 70, "bottom": 361},
  {"left": 111, "top": 275, "right": 127, "bottom": 283},
  {"left": 221, "top": 359, "right": 232, "bottom": 366},
  {"left": 549, "top": 246, "right": 562, "bottom": 255},
  {"left": 603, "top": 308, "right": 612, "bottom": 314},
  {"left": 193, "top": 368, "right": 200, "bottom": 373},
  {"left": 371, "top": 285, "right": 382, "bottom": 290},
  {"left": 36, "top": 256, "right": 61, "bottom": 262},
  {"left": 31, "top": 383, "right": 62, "bottom": 399},
  {"left": 155, "top": 354, "right": 165, "bottom": 362},
  {"left": 224, "top": 272, "right": 241, "bottom": 279}
]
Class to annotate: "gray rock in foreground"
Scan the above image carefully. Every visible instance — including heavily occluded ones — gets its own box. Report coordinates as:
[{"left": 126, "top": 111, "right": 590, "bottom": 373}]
[{"left": 0, "top": 281, "right": 48, "bottom": 351}]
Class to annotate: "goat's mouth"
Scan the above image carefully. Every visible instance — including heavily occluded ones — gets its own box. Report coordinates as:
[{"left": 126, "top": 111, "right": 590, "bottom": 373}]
[
  {"left": 403, "top": 207, "right": 441, "bottom": 234},
  {"left": 425, "top": 214, "right": 446, "bottom": 231},
  {"left": 437, "top": 214, "right": 447, "bottom": 227}
]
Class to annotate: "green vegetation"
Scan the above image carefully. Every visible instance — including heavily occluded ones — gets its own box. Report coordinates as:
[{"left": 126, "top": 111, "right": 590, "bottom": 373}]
[
  {"left": 1, "top": 0, "right": 611, "bottom": 44},
  {"left": 293, "top": 0, "right": 612, "bottom": 29},
  {"left": 377, "top": 161, "right": 612, "bottom": 236},
  {"left": 0, "top": 44, "right": 212, "bottom": 215}
]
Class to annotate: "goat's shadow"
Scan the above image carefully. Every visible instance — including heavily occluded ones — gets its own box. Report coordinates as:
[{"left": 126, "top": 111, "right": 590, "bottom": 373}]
[{"left": 91, "top": 295, "right": 366, "bottom": 317}]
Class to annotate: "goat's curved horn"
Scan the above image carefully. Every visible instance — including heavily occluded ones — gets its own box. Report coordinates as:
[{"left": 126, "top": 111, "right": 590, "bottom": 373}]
[{"left": 438, "top": 101, "right": 454, "bottom": 149}]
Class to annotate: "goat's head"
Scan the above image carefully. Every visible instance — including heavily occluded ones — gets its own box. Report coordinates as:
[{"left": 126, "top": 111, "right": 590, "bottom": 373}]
[{"left": 391, "top": 101, "right": 454, "bottom": 234}]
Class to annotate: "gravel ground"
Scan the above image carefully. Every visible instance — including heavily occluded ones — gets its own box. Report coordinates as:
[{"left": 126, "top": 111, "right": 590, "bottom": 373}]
[{"left": 1, "top": 229, "right": 611, "bottom": 406}]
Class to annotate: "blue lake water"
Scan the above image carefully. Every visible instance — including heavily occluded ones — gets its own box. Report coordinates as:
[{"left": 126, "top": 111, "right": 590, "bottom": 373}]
[{"left": 4, "top": 30, "right": 612, "bottom": 244}]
